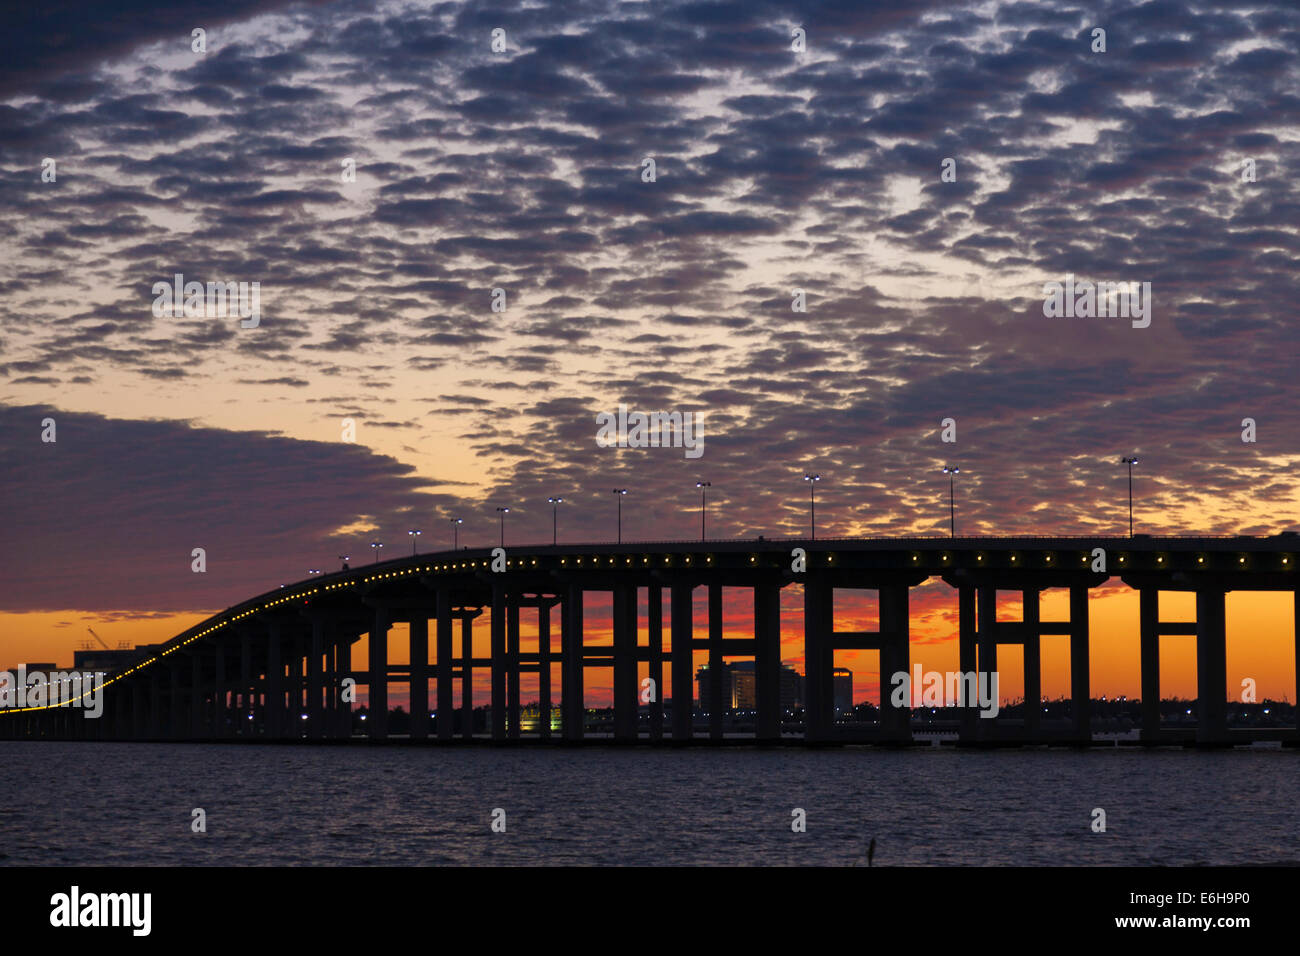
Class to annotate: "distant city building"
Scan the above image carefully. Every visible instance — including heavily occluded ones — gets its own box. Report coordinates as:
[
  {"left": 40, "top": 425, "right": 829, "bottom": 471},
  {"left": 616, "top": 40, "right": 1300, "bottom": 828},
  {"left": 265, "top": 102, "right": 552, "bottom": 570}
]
[
  {"left": 696, "top": 661, "right": 804, "bottom": 712},
  {"left": 832, "top": 667, "right": 854, "bottom": 715}
]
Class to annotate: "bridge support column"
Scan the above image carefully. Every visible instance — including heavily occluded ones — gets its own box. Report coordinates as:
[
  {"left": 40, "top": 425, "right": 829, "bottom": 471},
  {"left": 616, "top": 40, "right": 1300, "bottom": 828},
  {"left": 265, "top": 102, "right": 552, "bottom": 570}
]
[
  {"left": 1070, "top": 586, "right": 1091, "bottom": 743},
  {"left": 410, "top": 614, "right": 429, "bottom": 740},
  {"left": 170, "top": 659, "right": 184, "bottom": 739},
  {"left": 491, "top": 585, "right": 506, "bottom": 740},
  {"left": 613, "top": 583, "right": 637, "bottom": 741},
  {"left": 1023, "top": 589, "right": 1042, "bottom": 740},
  {"left": 562, "top": 584, "right": 584, "bottom": 741},
  {"left": 132, "top": 679, "right": 145, "bottom": 739},
  {"left": 648, "top": 586, "right": 664, "bottom": 740},
  {"left": 670, "top": 583, "right": 693, "bottom": 741},
  {"left": 266, "top": 621, "right": 284, "bottom": 739},
  {"left": 461, "top": 614, "right": 475, "bottom": 739},
  {"left": 292, "top": 628, "right": 306, "bottom": 737},
  {"left": 976, "top": 584, "right": 998, "bottom": 742},
  {"left": 1195, "top": 588, "right": 1228, "bottom": 745},
  {"left": 803, "top": 577, "right": 831, "bottom": 742},
  {"left": 880, "top": 584, "right": 912, "bottom": 743},
  {"left": 324, "top": 637, "right": 336, "bottom": 738},
  {"left": 1139, "top": 589, "right": 1160, "bottom": 742},
  {"left": 436, "top": 589, "right": 453, "bottom": 740},
  {"left": 191, "top": 651, "right": 204, "bottom": 738},
  {"left": 707, "top": 584, "right": 724, "bottom": 740},
  {"left": 369, "top": 610, "right": 389, "bottom": 739},
  {"left": 212, "top": 645, "right": 226, "bottom": 738},
  {"left": 337, "top": 634, "right": 353, "bottom": 738},
  {"left": 239, "top": 630, "right": 252, "bottom": 737},
  {"left": 308, "top": 619, "right": 325, "bottom": 739},
  {"left": 538, "top": 599, "right": 553, "bottom": 740},
  {"left": 755, "top": 581, "right": 781, "bottom": 742},
  {"left": 507, "top": 594, "right": 521, "bottom": 739},
  {"left": 958, "top": 586, "right": 977, "bottom": 742}
]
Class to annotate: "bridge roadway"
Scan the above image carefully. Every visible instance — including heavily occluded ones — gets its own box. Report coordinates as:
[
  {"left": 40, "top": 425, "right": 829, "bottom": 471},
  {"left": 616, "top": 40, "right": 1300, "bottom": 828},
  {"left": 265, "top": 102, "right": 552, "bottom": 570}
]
[{"left": 4, "top": 535, "right": 1299, "bottom": 746}]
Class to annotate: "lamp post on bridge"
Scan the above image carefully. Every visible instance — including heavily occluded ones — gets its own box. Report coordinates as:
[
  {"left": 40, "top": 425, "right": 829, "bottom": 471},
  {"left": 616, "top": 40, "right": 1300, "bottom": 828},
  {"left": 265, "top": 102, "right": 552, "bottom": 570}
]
[
  {"left": 547, "top": 497, "right": 563, "bottom": 545},
  {"left": 696, "top": 481, "right": 711, "bottom": 541},
  {"left": 408, "top": 528, "right": 421, "bottom": 555},
  {"left": 612, "top": 488, "right": 627, "bottom": 543},
  {"left": 338, "top": 554, "right": 350, "bottom": 570},
  {"left": 803, "top": 473, "right": 821, "bottom": 540},
  {"left": 496, "top": 507, "right": 510, "bottom": 547},
  {"left": 1120, "top": 457, "right": 1139, "bottom": 538},
  {"left": 450, "top": 517, "right": 462, "bottom": 550},
  {"left": 942, "top": 466, "right": 960, "bottom": 538},
  {"left": 371, "top": 541, "right": 383, "bottom": 563}
]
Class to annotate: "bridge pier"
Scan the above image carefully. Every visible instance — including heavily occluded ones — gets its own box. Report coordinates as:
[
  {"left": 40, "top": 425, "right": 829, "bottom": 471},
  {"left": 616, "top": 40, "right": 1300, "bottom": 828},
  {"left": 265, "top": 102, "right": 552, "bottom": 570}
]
[
  {"left": 410, "top": 614, "right": 429, "bottom": 740},
  {"left": 191, "top": 650, "right": 203, "bottom": 738},
  {"left": 212, "top": 645, "right": 226, "bottom": 738},
  {"left": 368, "top": 610, "right": 389, "bottom": 739},
  {"left": 337, "top": 633, "right": 354, "bottom": 738},
  {"left": 1069, "top": 585, "right": 1090, "bottom": 743},
  {"left": 170, "top": 658, "right": 184, "bottom": 739},
  {"left": 755, "top": 581, "right": 781, "bottom": 741},
  {"left": 648, "top": 586, "right": 664, "bottom": 739},
  {"left": 307, "top": 618, "right": 325, "bottom": 739},
  {"left": 490, "top": 584, "right": 506, "bottom": 740},
  {"left": 435, "top": 590, "right": 453, "bottom": 740},
  {"left": 239, "top": 629, "right": 252, "bottom": 737},
  {"left": 958, "top": 586, "right": 977, "bottom": 739},
  {"left": 613, "top": 583, "right": 637, "bottom": 741},
  {"left": 1139, "top": 588, "right": 1160, "bottom": 741},
  {"left": 1195, "top": 588, "right": 1229, "bottom": 746},
  {"left": 562, "top": 583, "right": 584, "bottom": 741},
  {"left": 461, "top": 612, "right": 475, "bottom": 739},
  {"left": 707, "top": 584, "right": 724, "bottom": 741},
  {"left": 507, "top": 593, "right": 521, "bottom": 739},
  {"left": 1023, "top": 589, "right": 1042, "bottom": 739},
  {"left": 266, "top": 620, "right": 284, "bottom": 739},
  {"left": 803, "top": 577, "right": 831, "bottom": 742},
  {"left": 670, "top": 583, "right": 693, "bottom": 741}
]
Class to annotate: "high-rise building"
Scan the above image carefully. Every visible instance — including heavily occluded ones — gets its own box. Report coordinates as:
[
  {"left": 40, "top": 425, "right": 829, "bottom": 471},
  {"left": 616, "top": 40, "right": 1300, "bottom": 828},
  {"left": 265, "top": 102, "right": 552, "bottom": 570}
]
[{"left": 696, "top": 661, "right": 804, "bottom": 713}]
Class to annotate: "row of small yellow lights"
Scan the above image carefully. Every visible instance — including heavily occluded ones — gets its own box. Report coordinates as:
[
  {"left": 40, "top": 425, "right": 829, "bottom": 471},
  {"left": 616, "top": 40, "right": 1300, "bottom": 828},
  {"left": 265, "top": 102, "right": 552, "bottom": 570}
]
[
  {"left": 0, "top": 585, "right": 322, "bottom": 716},
  {"left": 904, "top": 550, "right": 1297, "bottom": 570}
]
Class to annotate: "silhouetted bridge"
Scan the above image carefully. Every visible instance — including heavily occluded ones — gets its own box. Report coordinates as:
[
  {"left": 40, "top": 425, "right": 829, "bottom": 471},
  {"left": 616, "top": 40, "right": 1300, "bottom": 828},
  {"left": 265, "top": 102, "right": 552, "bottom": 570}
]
[{"left": 5, "top": 536, "right": 1299, "bottom": 746}]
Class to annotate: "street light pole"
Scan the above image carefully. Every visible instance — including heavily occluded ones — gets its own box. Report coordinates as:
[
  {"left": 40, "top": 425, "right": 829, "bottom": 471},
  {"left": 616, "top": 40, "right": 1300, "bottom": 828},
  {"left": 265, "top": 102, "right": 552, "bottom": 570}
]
[
  {"left": 942, "top": 466, "right": 960, "bottom": 538},
  {"left": 450, "top": 517, "right": 462, "bottom": 550},
  {"left": 1120, "top": 457, "right": 1139, "bottom": 537},
  {"left": 496, "top": 507, "right": 510, "bottom": 547},
  {"left": 547, "top": 497, "right": 564, "bottom": 545},
  {"left": 696, "top": 481, "right": 711, "bottom": 541},
  {"left": 408, "top": 529, "right": 421, "bottom": 555},
  {"left": 612, "top": 489, "right": 627, "bottom": 543},
  {"left": 371, "top": 541, "right": 383, "bottom": 563},
  {"left": 803, "top": 473, "right": 821, "bottom": 539}
]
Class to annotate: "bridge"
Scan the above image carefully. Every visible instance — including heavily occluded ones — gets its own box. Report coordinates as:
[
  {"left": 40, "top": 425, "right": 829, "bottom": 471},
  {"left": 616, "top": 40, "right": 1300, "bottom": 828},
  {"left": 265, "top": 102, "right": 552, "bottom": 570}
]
[{"left": 4, "top": 535, "right": 1299, "bottom": 746}]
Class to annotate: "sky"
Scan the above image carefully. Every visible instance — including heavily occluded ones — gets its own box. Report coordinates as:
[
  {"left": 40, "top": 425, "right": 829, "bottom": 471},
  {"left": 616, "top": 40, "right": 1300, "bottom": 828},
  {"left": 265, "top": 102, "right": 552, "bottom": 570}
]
[{"left": 2, "top": 0, "right": 1298, "bottom": 708}]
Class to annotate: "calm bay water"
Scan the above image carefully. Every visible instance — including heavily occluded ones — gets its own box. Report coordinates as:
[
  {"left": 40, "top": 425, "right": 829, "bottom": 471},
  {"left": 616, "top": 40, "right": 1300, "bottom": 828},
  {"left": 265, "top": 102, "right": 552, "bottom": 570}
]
[{"left": 1, "top": 742, "right": 1295, "bottom": 866}]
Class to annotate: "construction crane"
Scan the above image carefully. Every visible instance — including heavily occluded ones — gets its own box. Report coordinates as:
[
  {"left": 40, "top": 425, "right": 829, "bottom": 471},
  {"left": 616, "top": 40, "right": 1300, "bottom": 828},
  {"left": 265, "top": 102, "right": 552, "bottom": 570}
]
[{"left": 87, "top": 627, "right": 110, "bottom": 650}]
